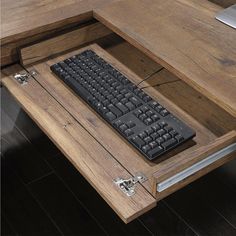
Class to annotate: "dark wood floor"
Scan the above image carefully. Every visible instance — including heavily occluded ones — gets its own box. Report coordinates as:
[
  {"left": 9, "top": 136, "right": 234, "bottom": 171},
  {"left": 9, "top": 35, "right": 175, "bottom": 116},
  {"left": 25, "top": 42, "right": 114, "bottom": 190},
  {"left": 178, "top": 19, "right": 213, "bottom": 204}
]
[{"left": 1, "top": 88, "right": 236, "bottom": 236}]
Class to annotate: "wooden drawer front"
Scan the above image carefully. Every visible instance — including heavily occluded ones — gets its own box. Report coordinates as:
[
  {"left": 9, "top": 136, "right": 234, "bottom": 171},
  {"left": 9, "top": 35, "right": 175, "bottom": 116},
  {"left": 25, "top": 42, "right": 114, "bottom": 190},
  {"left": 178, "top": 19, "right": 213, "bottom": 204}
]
[{"left": 2, "top": 43, "right": 236, "bottom": 223}]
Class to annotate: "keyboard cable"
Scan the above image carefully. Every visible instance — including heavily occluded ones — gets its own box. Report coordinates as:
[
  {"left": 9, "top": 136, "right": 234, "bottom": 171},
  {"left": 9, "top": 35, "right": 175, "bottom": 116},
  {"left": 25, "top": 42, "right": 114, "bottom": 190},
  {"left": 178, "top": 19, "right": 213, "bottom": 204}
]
[
  {"left": 135, "top": 67, "right": 164, "bottom": 87},
  {"left": 139, "top": 79, "right": 180, "bottom": 90}
]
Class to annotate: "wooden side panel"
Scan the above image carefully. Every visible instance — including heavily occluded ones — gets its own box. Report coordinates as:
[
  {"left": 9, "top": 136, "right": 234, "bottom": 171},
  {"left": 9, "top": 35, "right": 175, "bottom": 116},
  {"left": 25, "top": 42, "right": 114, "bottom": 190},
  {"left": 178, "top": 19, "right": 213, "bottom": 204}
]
[
  {"left": 20, "top": 22, "right": 112, "bottom": 66},
  {"left": 1, "top": 65, "right": 156, "bottom": 223}
]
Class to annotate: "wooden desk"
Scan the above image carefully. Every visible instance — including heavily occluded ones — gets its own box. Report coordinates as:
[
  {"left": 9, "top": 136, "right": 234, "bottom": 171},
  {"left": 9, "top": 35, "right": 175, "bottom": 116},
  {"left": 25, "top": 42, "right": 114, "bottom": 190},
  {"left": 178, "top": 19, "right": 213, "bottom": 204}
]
[
  {"left": 1, "top": 0, "right": 116, "bottom": 66},
  {"left": 94, "top": 0, "right": 236, "bottom": 117},
  {"left": 1, "top": 0, "right": 236, "bottom": 224}
]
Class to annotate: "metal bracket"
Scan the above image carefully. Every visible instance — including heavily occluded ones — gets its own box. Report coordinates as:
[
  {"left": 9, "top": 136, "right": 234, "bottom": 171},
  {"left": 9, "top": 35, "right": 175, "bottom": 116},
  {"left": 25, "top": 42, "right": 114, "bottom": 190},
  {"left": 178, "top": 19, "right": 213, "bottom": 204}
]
[
  {"left": 114, "top": 173, "right": 147, "bottom": 196},
  {"left": 14, "top": 70, "right": 37, "bottom": 85}
]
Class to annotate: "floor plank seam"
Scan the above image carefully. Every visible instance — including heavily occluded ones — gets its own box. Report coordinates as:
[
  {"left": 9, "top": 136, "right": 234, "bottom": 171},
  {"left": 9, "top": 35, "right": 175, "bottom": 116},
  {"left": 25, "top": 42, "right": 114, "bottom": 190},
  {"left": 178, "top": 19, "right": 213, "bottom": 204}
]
[
  {"left": 24, "top": 175, "right": 65, "bottom": 236},
  {"left": 162, "top": 200, "right": 200, "bottom": 236},
  {"left": 41, "top": 158, "right": 110, "bottom": 236},
  {"left": 190, "top": 185, "right": 236, "bottom": 230},
  {"left": 26, "top": 171, "right": 55, "bottom": 185}
]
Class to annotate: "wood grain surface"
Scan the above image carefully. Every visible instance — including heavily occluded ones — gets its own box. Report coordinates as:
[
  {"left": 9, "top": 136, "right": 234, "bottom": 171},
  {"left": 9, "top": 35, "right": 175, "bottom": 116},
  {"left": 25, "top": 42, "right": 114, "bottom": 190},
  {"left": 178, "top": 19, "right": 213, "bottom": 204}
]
[
  {"left": 1, "top": 0, "right": 116, "bottom": 44},
  {"left": 1, "top": 65, "right": 156, "bottom": 223},
  {"left": 94, "top": 0, "right": 236, "bottom": 117},
  {"left": 27, "top": 44, "right": 235, "bottom": 196},
  {"left": 20, "top": 22, "right": 112, "bottom": 65},
  {"left": 1, "top": 0, "right": 116, "bottom": 66}
]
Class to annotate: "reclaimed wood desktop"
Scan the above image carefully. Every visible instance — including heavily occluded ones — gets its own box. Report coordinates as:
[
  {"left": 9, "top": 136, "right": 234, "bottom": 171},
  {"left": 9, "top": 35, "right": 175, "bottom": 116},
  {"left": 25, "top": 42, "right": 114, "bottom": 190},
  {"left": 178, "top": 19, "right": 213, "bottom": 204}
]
[
  {"left": 1, "top": 0, "right": 236, "bottom": 224},
  {"left": 94, "top": 0, "right": 236, "bottom": 117},
  {"left": 1, "top": 0, "right": 117, "bottom": 66}
]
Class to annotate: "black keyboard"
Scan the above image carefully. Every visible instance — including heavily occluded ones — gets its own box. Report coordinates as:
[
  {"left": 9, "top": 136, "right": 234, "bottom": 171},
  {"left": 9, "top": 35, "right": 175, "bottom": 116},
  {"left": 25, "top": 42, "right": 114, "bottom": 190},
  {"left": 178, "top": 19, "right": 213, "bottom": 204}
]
[{"left": 50, "top": 49, "right": 195, "bottom": 160}]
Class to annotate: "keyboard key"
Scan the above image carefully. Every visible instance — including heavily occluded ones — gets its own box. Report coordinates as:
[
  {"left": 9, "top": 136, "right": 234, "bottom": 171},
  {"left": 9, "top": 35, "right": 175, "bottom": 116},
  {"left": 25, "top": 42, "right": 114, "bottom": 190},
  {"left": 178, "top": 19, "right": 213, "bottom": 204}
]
[
  {"left": 116, "top": 102, "right": 129, "bottom": 114},
  {"left": 148, "top": 146, "right": 163, "bottom": 159},
  {"left": 105, "top": 112, "right": 116, "bottom": 121},
  {"left": 164, "top": 126, "right": 173, "bottom": 132},
  {"left": 133, "top": 109, "right": 142, "bottom": 117},
  {"left": 108, "top": 104, "right": 122, "bottom": 117},
  {"left": 142, "top": 145, "right": 151, "bottom": 153},
  {"left": 151, "top": 114, "right": 159, "bottom": 121},
  {"left": 149, "top": 141, "right": 158, "bottom": 148},
  {"left": 152, "top": 124, "right": 160, "bottom": 131},
  {"left": 162, "top": 138, "right": 178, "bottom": 150},
  {"left": 146, "top": 110, "right": 154, "bottom": 117},
  {"left": 163, "top": 133, "right": 171, "bottom": 141},
  {"left": 139, "top": 114, "right": 147, "bottom": 121},
  {"left": 157, "top": 129, "right": 166, "bottom": 136},
  {"left": 175, "top": 134, "right": 184, "bottom": 142},
  {"left": 125, "top": 102, "right": 135, "bottom": 111},
  {"left": 156, "top": 137, "right": 164, "bottom": 145},
  {"left": 119, "top": 124, "right": 128, "bottom": 132},
  {"left": 141, "top": 106, "right": 149, "bottom": 113},
  {"left": 151, "top": 132, "right": 159, "bottom": 140},
  {"left": 114, "top": 120, "right": 123, "bottom": 127},
  {"left": 139, "top": 132, "right": 147, "bottom": 139},
  {"left": 145, "top": 127, "right": 154, "bottom": 135},
  {"left": 144, "top": 118, "right": 153, "bottom": 125},
  {"left": 144, "top": 136, "right": 152, "bottom": 144},
  {"left": 127, "top": 121, "right": 136, "bottom": 128},
  {"left": 159, "top": 121, "right": 167, "bottom": 128},
  {"left": 131, "top": 136, "right": 145, "bottom": 148},
  {"left": 160, "top": 109, "right": 169, "bottom": 117},
  {"left": 169, "top": 130, "right": 178, "bottom": 137},
  {"left": 150, "top": 101, "right": 158, "bottom": 108},
  {"left": 129, "top": 97, "right": 142, "bottom": 107},
  {"left": 124, "top": 129, "right": 134, "bottom": 137}
]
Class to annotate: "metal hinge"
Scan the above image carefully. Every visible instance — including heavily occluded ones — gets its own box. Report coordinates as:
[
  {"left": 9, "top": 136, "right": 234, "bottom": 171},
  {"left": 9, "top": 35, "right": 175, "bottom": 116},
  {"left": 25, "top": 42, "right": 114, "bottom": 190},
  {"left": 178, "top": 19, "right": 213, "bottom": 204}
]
[
  {"left": 14, "top": 70, "right": 37, "bottom": 85},
  {"left": 114, "top": 172, "right": 147, "bottom": 197}
]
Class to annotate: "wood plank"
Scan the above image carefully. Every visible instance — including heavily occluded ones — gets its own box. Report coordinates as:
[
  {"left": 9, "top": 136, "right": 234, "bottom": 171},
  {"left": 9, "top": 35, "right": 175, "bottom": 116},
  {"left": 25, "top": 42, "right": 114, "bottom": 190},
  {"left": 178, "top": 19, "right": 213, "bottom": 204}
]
[
  {"left": 29, "top": 43, "right": 217, "bottom": 194},
  {"left": 28, "top": 173, "right": 106, "bottom": 235},
  {"left": 94, "top": 0, "right": 236, "bottom": 117},
  {"left": 1, "top": 65, "right": 156, "bottom": 223},
  {"left": 1, "top": 0, "right": 116, "bottom": 45},
  {"left": 1, "top": 21, "right": 95, "bottom": 66},
  {"left": 20, "top": 22, "right": 112, "bottom": 66},
  {"left": 165, "top": 185, "right": 236, "bottom": 235},
  {"left": 1, "top": 120, "right": 52, "bottom": 184},
  {"left": 192, "top": 173, "right": 236, "bottom": 227},
  {"left": 1, "top": 158, "right": 62, "bottom": 235}
]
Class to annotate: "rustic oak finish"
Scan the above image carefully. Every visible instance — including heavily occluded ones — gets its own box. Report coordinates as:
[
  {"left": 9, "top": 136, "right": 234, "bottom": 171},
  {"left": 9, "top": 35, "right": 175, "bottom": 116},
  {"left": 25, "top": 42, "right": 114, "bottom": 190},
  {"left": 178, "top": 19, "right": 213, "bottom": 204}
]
[
  {"left": 2, "top": 42, "right": 236, "bottom": 222},
  {"left": 1, "top": 0, "right": 116, "bottom": 66},
  {"left": 1, "top": 0, "right": 116, "bottom": 44},
  {"left": 1, "top": 65, "right": 156, "bottom": 224},
  {"left": 20, "top": 22, "right": 112, "bottom": 66},
  {"left": 26, "top": 44, "right": 236, "bottom": 195},
  {"left": 94, "top": 0, "right": 236, "bottom": 117}
]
